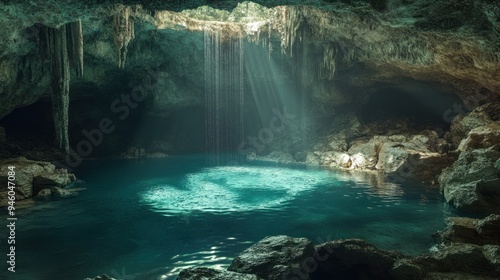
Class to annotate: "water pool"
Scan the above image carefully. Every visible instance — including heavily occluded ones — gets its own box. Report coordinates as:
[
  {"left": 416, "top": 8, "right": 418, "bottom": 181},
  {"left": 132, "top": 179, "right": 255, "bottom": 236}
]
[{"left": 1, "top": 156, "right": 453, "bottom": 280}]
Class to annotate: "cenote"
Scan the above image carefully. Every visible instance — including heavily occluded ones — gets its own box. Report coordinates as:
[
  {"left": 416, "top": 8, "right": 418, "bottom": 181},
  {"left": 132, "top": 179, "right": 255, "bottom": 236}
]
[
  {"left": 1, "top": 0, "right": 499, "bottom": 280},
  {"left": 3, "top": 156, "right": 451, "bottom": 279}
]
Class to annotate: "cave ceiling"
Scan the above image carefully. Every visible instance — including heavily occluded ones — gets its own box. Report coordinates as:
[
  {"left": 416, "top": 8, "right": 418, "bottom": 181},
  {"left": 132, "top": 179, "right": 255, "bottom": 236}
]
[{"left": 0, "top": 0, "right": 499, "bottom": 119}]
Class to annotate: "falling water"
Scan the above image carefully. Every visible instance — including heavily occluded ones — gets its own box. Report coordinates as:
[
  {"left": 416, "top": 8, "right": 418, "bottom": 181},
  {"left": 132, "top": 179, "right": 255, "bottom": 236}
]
[{"left": 204, "top": 30, "right": 244, "bottom": 165}]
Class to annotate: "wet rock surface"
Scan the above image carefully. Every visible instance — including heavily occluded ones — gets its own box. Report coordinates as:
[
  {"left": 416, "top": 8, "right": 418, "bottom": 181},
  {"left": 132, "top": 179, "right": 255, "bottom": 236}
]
[
  {"left": 415, "top": 243, "right": 500, "bottom": 278},
  {"left": 437, "top": 101, "right": 500, "bottom": 214},
  {"left": 311, "top": 130, "right": 453, "bottom": 184},
  {"left": 173, "top": 235, "right": 500, "bottom": 280},
  {"left": 439, "top": 146, "right": 500, "bottom": 214},
  {"left": 438, "top": 215, "right": 500, "bottom": 246},
  {"left": 178, "top": 267, "right": 262, "bottom": 280},
  {"left": 314, "top": 239, "right": 407, "bottom": 280},
  {"left": 0, "top": 157, "right": 79, "bottom": 206},
  {"left": 228, "top": 235, "right": 315, "bottom": 280}
]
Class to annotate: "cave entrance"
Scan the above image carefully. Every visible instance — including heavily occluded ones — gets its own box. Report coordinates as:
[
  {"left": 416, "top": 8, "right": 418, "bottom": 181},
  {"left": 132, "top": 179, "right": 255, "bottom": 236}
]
[
  {"left": 0, "top": 99, "right": 55, "bottom": 144},
  {"left": 360, "top": 80, "right": 464, "bottom": 130}
]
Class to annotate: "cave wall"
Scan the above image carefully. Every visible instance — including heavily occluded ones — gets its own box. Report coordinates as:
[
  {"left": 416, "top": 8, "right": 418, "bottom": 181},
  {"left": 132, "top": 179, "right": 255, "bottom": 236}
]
[{"left": 0, "top": 0, "right": 498, "bottom": 160}]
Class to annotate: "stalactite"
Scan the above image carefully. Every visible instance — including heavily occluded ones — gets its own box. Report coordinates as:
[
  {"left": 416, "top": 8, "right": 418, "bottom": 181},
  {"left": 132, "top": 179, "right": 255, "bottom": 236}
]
[
  {"left": 37, "top": 19, "right": 83, "bottom": 155},
  {"left": 113, "top": 6, "right": 135, "bottom": 68},
  {"left": 67, "top": 20, "right": 84, "bottom": 77},
  {"left": 323, "top": 45, "right": 337, "bottom": 80},
  {"left": 280, "top": 6, "right": 303, "bottom": 56},
  {"left": 44, "top": 25, "right": 70, "bottom": 155}
]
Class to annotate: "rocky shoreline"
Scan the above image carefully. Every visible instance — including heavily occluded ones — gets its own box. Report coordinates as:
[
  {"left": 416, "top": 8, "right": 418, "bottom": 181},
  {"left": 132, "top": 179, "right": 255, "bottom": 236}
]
[
  {"left": 0, "top": 157, "right": 82, "bottom": 208},
  {"left": 85, "top": 227, "right": 500, "bottom": 280}
]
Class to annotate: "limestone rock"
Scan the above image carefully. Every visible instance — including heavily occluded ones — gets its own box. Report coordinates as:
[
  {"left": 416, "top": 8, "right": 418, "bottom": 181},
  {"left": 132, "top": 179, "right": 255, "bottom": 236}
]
[
  {"left": 228, "top": 235, "right": 315, "bottom": 280},
  {"left": 415, "top": 244, "right": 500, "bottom": 277},
  {"left": 35, "top": 188, "right": 52, "bottom": 201},
  {"left": 341, "top": 132, "right": 452, "bottom": 184},
  {"left": 0, "top": 157, "right": 77, "bottom": 206},
  {"left": 439, "top": 147, "right": 500, "bottom": 214},
  {"left": 52, "top": 187, "right": 76, "bottom": 200},
  {"left": 35, "top": 187, "right": 79, "bottom": 201},
  {"left": 438, "top": 215, "right": 500, "bottom": 245},
  {"left": 0, "top": 157, "right": 55, "bottom": 198},
  {"left": 458, "top": 124, "right": 500, "bottom": 152},
  {"left": 318, "top": 151, "right": 351, "bottom": 168},
  {"left": 347, "top": 140, "right": 379, "bottom": 169},
  {"left": 314, "top": 239, "right": 406, "bottom": 279},
  {"left": 389, "top": 259, "right": 425, "bottom": 280},
  {"left": 475, "top": 215, "right": 500, "bottom": 245},
  {"left": 33, "top": 170, "right": 73, "bottom": 194},
  {"left": 177, "top": 267, "right": 262, "bottom": 280},
  {"left": 447, "top": 102, "right": 500, "bottom": 148}
]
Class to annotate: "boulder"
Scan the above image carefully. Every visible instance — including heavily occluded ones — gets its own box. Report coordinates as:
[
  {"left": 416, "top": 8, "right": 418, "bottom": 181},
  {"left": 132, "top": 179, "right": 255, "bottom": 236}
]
[
  {"left": 446, "top": 102, "right": 500, "bottom": 148},
  {"left": 177, "top": 267, "right": 262, "bottom": 280},
  {"left": 35, "top": 187, "right": 77, "bottom": 201},
  {"left": 0, "top": 157, "right": 78, "bottom": 206},
  {"left": 35, "top": 188, "right": 52, "bottom": 201},
  {"left": 33, "top": 171, "right": 73, "bottom": 194},
  {"left": 0, "top": 157, "right": 56, "bottom": 198},
  {"left": 228, "top": 235, "right": 315, "bottom": 280},
  {"left": 415, "top": 244, "right": 500, "bottom": 277},
  {"left": 342, "top": 132, "right": 452, "bottom": 184},
  {"left": 439, "top": 147, "right": 500, "bottom": 214},
  {"left": 475, "top": 215, "right": 500, "bottom": 244},
  {"left": 52, "top": 187, "right": 77, "bottom": 200},
  {"left": 439, "top": 215, "right": 500, "bottom": 245},
  {"left": 389, "top": 259, "right": 425, "bottom": 280},
  {"left": 314, "top": 239, "right": 407, "bottom": 280},
  {"left": 347, "top": 140, "right": 379, "bottom": 169},
  {"left": 316, "top": 151, "right": 351, "bottom": 168},
  {"left": 458, "top": 124, "right": 500, "bottom": 152}
]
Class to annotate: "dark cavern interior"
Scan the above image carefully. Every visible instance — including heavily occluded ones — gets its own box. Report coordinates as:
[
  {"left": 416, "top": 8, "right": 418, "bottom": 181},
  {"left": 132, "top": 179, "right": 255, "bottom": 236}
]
[{"left": 0, "top": 0, "right": 499, "bottom": 279}]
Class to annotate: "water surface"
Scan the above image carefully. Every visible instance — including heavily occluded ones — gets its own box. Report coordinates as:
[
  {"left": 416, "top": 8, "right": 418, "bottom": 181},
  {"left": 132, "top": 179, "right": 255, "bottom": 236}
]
[{"left": 1, "top": 156, "right": 452, "bottom": 280}]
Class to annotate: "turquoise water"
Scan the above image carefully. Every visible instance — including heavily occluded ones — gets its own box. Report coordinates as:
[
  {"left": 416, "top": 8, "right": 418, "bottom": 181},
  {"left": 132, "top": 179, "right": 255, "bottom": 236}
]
[{"left": 1, "top": 156, "right": 452, "bottom": 280}]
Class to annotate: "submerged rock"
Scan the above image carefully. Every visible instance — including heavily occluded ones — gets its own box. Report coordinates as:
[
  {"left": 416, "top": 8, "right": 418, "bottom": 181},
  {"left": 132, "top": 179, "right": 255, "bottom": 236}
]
[
  {"left": 228, "top": 235, "right": 315, "bottom": 280},
  {"left": 177, "top": 267, "right": 262, "bottom": 280}
]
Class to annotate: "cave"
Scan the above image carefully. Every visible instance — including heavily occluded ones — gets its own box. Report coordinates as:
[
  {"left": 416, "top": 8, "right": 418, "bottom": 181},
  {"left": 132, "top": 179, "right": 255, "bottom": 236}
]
[
  {"left": 360, "top": 80, "right": 464, "bottom": 130},
  {"left": 0, "top": 1, "right": 499, "bottom": 280}
]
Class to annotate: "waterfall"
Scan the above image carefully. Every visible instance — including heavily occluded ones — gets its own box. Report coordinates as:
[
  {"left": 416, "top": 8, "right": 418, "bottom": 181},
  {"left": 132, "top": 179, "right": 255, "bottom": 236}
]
[{"left": 204, "top": 30, "right": 244, "bottom": 166}]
